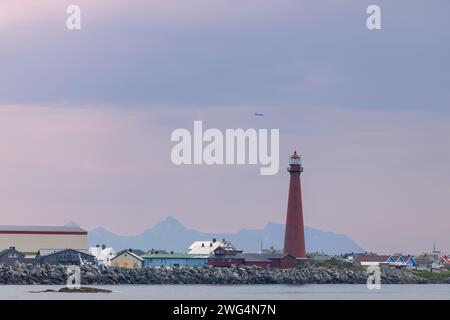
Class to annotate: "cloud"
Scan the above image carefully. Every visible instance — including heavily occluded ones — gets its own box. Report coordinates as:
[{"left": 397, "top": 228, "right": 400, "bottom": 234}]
[{"left": 0, "top": 0, "right": 449, "bottom": 110}]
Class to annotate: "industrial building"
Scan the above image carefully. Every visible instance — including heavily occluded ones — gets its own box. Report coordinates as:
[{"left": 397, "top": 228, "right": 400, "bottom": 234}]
[
  {"left": 0, "top": 225, "right": 88, "bottom": 256},
  {"left": 142, "top": 253, "right": 208, "bottom": 267}
]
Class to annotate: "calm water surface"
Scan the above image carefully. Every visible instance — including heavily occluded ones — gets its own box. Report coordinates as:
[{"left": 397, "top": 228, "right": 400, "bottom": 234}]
[{"left": 0, "top": 284, "right": 449, "bottom": 300}]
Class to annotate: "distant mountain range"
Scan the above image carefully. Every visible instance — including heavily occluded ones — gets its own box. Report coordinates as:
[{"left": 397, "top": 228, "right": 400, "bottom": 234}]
[{"left": 86, "top": 217, "right": 364, "bottom": 255}]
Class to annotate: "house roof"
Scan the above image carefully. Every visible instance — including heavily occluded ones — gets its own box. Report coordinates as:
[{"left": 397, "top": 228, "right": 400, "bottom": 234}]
[
  {"left": 415, "top": 254, "right": 435, "bottom": 263},
  {"left": 116, "top": 249, "right": 146, "bottom": 257},
  {"left": 147, "top": 249, "right": 168, "bottom": 254},
  {"left": 0, "top": 248, "right": 23, "bottom": 257},
  {"left": 142, "top": 253, "right": 208, "bottom": 259},
  {"left": 112, "top": 251, "right": 144, "bottom": 261},
  {"left": 208, "top": 253, "right": 269, "bottom": 262},
  {"left": 208, "top": 252, "right": 294, "bottom": 262},
  {"left": 0, "top": 225, "right": 87, "bottom": 235},
  {"left": 261, "top": 253, "right": 294, "bottom": 260},
  {"left": 353, "top": 255, "right": 391, "bottom": 264},
  {"left": 37, "top": 248, "right": 91, "bottom": 258},
  {"left": 392, "top": 255, "right": 403, "bottom": 261},
  {"left": 208, "top": 254, "right": 245, "bottom": 260},
  {"left": 236, "top": 253, "right": 271, "bottom": 263},
  {"left": 188, "top": 240, "right": 236, "bottom": 255},
  {"left": 404, "top": 256, "right": 416, "bottom": 262},
  {"left": 415, "top": 258, "right": 433, "bottom": 265}
]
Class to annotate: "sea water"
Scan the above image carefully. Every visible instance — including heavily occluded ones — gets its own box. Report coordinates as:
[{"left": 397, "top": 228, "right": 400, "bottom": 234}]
[{"left": 0, "top": 284, "right": 449, "bottom": 300}]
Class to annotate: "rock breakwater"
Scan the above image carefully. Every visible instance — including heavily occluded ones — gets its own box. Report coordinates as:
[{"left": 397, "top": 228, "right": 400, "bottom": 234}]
[{"left": 0, "top": 263, "right": 437, "bottom": 285}]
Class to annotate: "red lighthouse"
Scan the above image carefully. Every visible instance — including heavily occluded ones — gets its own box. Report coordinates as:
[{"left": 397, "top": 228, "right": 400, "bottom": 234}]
[{"left": 284, "top": 151, "right": 307, "bottom": 258}]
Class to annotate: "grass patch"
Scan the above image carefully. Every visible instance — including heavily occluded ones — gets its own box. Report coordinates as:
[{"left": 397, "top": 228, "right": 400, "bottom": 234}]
[
  {"left": 299, "top": 259, "right": 364, "bottom": 272},
  {"left": 411, "top": 270, "right": 450, "bottom": 281}
]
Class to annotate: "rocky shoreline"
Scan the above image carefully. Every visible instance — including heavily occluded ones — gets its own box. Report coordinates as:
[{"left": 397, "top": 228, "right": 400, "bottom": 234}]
[{"left": 0, "top": 263, "right": 446, "bottom": 285}]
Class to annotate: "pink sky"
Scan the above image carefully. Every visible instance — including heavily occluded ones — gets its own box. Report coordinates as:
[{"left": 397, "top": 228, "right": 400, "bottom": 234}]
[{"left": 0, "top": 105, "right": 449, "bottom": 254}]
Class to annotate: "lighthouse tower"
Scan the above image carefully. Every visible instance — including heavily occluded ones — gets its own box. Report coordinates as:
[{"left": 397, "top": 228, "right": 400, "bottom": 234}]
[{"left": 283, "top": 151, "right": 307, "bottom": 258}]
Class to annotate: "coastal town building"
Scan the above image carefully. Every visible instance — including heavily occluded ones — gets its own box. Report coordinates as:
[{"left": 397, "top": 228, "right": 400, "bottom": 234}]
[
  {"left": 0, "top": 247, "right": 26, "bottom": 266},
  {"left": 308, "top": 252, "right": 332, "bottom": 261},
  {"left": 404, "top": 256, "right": 417, "bottom": 268},
  {"left": 262, "top": 247, "right": 284, "bottom": 255},
  {"left": 147, "top": 249, "right": 168, "bottom": 254},
  {"left": 35, "top": 248, "right": 95, "bottom": 265},
  {"left": 440, "top": 256, "right": 450, "bottom": 270},
  {"left": 440, "top": 255, "right": 450, "bottom": 265},
  {"left": 264, "top": 254, "right": 296, "bottom": 269},
  {"left": 414, "top": 253, "right": 444, "bottom": 272},
  {"left": 89, "top": 245, "right": 116, "bottom": 267},
  {"left": 391, "top": 255, "right": 417, "bottom": 268},
  {"left": 187, "top": 239, "right": 236, "bottom": 255},
  {"left": 116, "top": 249, "right": 146, "bottom": 257},
  {"left": 207, "top": 251, "right": 296, "bottom": 269},
  {"left": 355, "top": 254, "right": 417, "bottom": 268},
  {"left": 352, "top": 254, "right": 417, "bottom": 269},
  {"left": 353, "top": 255, "right": 393, "bottom": 266},
  {"left": 142, "top": 253, "right": 208, "bottom": 267},
  {"left": 238, "top": 253, "right": 297, "bottom": 269},
  {"left": 237, "top": 254, "right": 272, "bottom": 269},
  {"left": 0, "top": 225, "right": 88, "bottom": 256},
  {"left": 111, "top": 250, "right": 144, "bottom": 269},
  {"left": 207, "top": 253, "right": 245, "bottom": 267}
]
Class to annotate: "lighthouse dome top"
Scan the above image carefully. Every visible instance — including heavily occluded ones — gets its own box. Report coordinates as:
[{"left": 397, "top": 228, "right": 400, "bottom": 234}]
[{"left": 289, "top": 151, "right": 302, "bottom": 165}]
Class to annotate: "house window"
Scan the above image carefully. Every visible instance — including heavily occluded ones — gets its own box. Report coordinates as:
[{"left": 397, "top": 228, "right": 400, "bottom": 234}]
[{"left": 8, "top": 253, "right": 18, "bottom": 259}]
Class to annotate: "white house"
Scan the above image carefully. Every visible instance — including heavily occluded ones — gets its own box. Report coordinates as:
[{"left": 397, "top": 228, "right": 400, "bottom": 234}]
[
  {"left": 89, "top": 245, "right": 116, "bottom": 267},
  {"left": 187, "top": 239, "right": 236, "bottom": 255}
]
